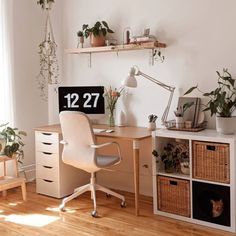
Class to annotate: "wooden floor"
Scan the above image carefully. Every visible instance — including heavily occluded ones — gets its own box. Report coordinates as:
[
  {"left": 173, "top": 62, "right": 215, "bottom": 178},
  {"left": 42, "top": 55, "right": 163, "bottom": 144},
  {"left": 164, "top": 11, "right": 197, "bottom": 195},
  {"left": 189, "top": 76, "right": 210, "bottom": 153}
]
[{"left": 0, "top": 182, "right": 235, "bottom": 236}]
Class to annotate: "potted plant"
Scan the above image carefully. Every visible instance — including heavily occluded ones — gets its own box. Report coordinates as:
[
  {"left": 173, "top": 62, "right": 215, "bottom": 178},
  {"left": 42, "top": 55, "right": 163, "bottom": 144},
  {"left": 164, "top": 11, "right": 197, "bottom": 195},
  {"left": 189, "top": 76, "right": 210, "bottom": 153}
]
[
  {"left": 152, "top": 141, "right": 189, "bottom": 174},
  {"left": 184, "top": 68, "right": 236, "bottom": 134},
  {"left": 37, "top": 0, "right": 54, "bottom": 9},
  {"left": 0, "top": 123, "right": 27, "bottom": 164},
  {"left": 82, "top": 21, "right": 114, "bottom": 47},
  {"left": 77, "top": 30, "right": 84, "bottom": 48},
  {"left": 174, "top": 102, "right": 194, "bottom": 129}
]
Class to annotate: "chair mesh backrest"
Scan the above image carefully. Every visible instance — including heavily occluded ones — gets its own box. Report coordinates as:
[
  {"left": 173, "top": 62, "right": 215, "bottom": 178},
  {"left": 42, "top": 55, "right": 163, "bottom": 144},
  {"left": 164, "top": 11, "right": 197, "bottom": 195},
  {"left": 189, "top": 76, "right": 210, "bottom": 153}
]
[{"left": 59, "top": 111, "right": 97, "bottom": 172}]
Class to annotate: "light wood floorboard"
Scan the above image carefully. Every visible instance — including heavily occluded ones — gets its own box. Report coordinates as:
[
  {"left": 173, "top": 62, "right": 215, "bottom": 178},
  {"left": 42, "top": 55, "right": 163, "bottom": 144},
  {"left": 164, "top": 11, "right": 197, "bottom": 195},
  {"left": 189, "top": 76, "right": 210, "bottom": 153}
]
[{"left": 0, "top": 182, "right": 234, "bottom": 236}]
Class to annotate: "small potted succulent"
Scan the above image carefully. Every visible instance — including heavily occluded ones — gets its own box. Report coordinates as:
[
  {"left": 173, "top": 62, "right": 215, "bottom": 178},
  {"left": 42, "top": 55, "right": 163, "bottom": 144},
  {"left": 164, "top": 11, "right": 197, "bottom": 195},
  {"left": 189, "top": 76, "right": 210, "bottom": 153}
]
[
  {"left": 77, "top": 30, "right": 84, "bottom": 48},
  {"left": 174, "top": 102, "right": 194, "bottom": 129},
  {"left": 82, "top": 21, "right": 114, "bottom": 47},
  {"left": 184, "top": 68, "right": 236, "bottom": 134}
]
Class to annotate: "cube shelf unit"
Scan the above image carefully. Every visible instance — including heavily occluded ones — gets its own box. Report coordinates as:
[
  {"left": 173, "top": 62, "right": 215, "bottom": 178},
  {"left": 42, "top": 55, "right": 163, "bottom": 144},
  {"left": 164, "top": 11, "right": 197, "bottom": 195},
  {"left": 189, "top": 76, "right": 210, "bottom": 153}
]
[{"left": 152, "top": 128, "right": 236, "bottom": 232}]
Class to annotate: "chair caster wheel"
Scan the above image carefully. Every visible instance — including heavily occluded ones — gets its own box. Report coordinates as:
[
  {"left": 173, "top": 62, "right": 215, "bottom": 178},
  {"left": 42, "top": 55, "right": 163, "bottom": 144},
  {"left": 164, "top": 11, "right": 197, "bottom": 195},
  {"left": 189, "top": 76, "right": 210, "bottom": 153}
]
[
  {"left": 59, "top": 204, "right": 65, "bottom": 211},
  {"left": 91, "top": 210, "right": 98, "bottom": 217},
  {"left": 121, "top": 201, "right": 126, "bottom": 208},
  {"left": 106, "top": 193, "right": 111, "bottom": 198}
]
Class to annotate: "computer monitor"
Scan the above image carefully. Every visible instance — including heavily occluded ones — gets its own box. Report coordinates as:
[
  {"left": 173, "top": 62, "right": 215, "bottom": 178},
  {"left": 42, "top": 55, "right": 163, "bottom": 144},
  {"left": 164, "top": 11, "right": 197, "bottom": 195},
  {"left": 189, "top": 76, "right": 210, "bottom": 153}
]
[{"left": 58, "top": 86, "right": 105, "bottom": 117}]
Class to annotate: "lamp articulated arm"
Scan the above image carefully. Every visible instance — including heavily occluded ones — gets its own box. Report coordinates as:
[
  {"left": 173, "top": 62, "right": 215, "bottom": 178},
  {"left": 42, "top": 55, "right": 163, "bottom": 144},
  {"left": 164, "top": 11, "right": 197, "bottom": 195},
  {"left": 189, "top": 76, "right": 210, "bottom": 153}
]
[{"left": 133, "top": 66, "right": 175, "bottom": 125}]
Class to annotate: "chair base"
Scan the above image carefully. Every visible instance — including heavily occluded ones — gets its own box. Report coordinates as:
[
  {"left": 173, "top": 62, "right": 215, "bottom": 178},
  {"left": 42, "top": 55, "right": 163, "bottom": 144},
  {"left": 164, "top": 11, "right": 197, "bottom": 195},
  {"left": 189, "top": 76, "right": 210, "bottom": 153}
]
[{"left": 59, "top": 173, "right": 125, "bottom": 216}]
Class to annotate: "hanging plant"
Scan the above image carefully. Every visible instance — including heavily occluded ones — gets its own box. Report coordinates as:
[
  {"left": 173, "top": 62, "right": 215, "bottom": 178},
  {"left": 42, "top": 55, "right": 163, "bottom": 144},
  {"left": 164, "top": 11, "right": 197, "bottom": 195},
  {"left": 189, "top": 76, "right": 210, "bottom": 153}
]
[
  {"left": 37, "top": 0, "right": 60, "bottom": 100},
  {"left": 37, "top": 0, "right": 55, "bottom": 10}
]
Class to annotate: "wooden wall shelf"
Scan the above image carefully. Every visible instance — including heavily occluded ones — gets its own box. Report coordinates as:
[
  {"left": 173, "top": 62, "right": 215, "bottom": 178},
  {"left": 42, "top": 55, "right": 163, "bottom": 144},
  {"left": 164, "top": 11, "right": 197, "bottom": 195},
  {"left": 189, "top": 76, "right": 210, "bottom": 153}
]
[
  {"left": 65, "top": 41, "right": 166, "bottom": 67},
  {"left": 65, "top": 41, "right": 166, "bottom": 54}
]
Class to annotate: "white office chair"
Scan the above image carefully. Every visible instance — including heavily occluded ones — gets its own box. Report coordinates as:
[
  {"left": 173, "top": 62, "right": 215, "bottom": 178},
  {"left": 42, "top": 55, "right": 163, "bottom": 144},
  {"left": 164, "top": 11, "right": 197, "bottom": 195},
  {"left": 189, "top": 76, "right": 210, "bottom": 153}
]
[{"left": 59, "top": 111, "right": 126, "bottom": 217}]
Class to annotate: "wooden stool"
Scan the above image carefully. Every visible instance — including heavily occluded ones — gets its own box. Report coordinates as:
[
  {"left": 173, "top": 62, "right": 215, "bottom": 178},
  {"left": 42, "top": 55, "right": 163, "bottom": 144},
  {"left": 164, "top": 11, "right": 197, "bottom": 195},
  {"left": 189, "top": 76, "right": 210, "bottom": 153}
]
[{"left": 0, "top": 155, "right": 27, "bottom": 201}]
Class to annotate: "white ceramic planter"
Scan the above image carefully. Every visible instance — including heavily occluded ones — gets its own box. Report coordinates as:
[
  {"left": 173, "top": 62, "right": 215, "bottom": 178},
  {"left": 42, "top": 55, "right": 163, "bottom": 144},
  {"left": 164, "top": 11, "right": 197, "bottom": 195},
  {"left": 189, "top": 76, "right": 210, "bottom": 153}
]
[
  {"left": 216, "top": 116, "right": 236, "bottom": 134},
  {"left": 147, "top": 122, "right": 156, "bottom": 131}
]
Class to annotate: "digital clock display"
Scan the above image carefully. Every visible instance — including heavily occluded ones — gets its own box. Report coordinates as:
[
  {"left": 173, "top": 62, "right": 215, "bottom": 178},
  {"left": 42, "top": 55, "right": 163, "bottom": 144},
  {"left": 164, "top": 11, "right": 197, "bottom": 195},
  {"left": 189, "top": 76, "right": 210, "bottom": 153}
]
[{"left": 58, "top": 86, "right": 105, "bottom": 114}]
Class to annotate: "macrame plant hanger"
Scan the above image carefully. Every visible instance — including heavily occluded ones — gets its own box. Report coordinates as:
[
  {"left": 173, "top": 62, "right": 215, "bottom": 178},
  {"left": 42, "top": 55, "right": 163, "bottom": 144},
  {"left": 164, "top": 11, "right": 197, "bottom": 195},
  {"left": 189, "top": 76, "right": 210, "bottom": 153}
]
[{"left": 37, "top": 8, "right": 59, "bottom": 101}]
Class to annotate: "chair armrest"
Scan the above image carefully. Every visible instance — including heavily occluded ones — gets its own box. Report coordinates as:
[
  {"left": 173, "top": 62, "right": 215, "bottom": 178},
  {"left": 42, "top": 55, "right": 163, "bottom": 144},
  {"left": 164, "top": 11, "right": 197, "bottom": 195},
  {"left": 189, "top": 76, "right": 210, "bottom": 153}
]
[
  {"left": 60, "top": 140, "right": 68, "bottom": 145},
  {"left": 90, "top": 142, "right": 122, "bottom": 161}
]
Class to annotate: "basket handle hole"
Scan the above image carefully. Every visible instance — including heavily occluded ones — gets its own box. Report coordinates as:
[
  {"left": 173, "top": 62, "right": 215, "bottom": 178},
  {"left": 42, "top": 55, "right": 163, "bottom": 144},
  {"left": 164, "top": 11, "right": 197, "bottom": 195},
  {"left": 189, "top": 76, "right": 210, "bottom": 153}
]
[
  {"left": 170, "top": 181, "right": 177, "bottom": 186},
  {"left": 206, "top": 145, "right": 215, "bottom": 151}
]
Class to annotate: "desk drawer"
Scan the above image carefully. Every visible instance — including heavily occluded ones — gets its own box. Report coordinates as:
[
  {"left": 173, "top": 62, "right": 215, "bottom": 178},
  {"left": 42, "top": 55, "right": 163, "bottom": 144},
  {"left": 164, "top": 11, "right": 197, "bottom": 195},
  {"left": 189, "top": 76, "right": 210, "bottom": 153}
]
[
  {"left": 35, "top": 132, "right": 59, "bottom": 143},
  {"left": 36, "top": 152, "right": 59, "bottom": 167},
  {"left": 36, "top": 165, "right": 59, "bottom": 181},
  {"left": 36, "top": 142, "right": 59, "bottom": 153},
  {"left": 36, "top": 178, "right": 59, "bottom": 198}
]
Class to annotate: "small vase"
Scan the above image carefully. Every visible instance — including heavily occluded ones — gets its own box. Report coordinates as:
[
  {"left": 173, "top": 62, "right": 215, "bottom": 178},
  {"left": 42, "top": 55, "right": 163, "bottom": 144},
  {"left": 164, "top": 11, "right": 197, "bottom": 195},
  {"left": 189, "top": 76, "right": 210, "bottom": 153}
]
[
  {"left": 108, "top": 111, "right": 115, "bottom": 127},
  {"left": 175, "top": 116, "right": 184, "bottom": 129},
  {"left": 77, "top": 36, "right": 84, "bottom": 48}
]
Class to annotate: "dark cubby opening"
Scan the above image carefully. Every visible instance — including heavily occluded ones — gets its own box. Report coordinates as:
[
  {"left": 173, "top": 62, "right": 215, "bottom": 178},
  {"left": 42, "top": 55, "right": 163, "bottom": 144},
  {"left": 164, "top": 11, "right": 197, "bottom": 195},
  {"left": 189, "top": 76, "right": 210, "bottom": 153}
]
[{"left": 192, "top": 181, "right": 230, "bottom": 227}]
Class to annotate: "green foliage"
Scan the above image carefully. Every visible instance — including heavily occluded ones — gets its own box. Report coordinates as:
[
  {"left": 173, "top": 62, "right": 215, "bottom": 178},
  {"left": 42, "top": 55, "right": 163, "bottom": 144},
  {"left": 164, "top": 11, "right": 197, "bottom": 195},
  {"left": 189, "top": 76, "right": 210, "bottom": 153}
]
[
  {"left": 0, "top": 123, "right": 27, "bottom": 164},
  {"left": 153, "top": 49, "right": 165, "bottom": 63},
  {"left": 152, "top": 142, "right": 189, "bottom": 173},
  {"left": 184, "top": 68, "right": 236, "bottom": 117},
  {"left": 174, "top": 102, "right": 194, "bottom": 117},
  {"left": 82, "top": 21, "right": 114, "bottom": 38},
  {"left": 77, "top": 30, "right": 83, "bottom": 37},
  {"left": 37, "top": 0, "right": 55, "bottom": 9}
]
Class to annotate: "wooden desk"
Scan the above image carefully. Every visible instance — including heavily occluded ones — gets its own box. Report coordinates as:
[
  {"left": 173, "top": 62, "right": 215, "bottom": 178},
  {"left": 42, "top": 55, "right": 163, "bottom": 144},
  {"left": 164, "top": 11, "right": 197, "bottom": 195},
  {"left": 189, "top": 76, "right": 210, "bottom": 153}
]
[{"left": 35, "top": 124, "right": 151, "bottom": 216}]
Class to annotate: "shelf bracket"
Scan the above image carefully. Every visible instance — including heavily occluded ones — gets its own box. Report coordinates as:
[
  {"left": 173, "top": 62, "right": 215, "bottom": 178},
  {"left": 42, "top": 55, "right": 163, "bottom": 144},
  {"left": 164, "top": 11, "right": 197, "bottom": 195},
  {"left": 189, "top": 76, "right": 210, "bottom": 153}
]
[{"left": 149, "top": 49, "right": 155, "bottom": 66}]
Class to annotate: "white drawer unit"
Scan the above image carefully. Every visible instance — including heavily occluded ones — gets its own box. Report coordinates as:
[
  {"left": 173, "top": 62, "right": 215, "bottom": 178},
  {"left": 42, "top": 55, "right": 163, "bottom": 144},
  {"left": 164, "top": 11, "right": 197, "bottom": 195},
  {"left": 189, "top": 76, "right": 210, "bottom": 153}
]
[{"left": 35, "top": 129, "right": 89, "bottom": 198}]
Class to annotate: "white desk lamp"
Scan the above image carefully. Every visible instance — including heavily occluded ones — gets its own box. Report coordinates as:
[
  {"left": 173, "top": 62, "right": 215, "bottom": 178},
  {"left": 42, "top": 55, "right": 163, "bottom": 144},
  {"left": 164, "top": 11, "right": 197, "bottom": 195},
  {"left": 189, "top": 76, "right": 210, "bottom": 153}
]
[{"left": 122, "top": 66, "right": 175, "bottom": 126}]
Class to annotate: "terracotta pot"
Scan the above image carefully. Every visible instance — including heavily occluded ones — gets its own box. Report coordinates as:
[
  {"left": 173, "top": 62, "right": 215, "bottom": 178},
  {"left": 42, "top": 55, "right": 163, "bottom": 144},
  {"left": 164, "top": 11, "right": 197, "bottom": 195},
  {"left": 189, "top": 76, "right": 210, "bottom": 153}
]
[{"left": 90, "top": 33, "right": 105, "bottom": 47}]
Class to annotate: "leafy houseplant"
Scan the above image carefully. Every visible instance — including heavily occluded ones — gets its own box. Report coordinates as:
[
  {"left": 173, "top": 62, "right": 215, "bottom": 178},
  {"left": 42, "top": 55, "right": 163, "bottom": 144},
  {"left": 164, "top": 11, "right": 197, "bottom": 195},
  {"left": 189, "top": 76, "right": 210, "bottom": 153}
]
[
  {"left": 184, "top": 68, "right": 236, "bottom": 134},
  {"left": 82, "top": 21, "right": 114, "bottom": 47},
  {"left": 0, "top": 124, "right": 27, "bottom": 164},
  {"left": 152, "top": 142, "right": 189, "bottom": 174}
]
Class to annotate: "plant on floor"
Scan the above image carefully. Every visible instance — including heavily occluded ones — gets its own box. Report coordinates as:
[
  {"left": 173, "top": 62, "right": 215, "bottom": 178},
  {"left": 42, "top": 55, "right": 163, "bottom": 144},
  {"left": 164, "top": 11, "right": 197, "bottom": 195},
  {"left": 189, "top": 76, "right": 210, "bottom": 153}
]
[{"left": 0, "top": 123, "right": 27, "bottom": 164}]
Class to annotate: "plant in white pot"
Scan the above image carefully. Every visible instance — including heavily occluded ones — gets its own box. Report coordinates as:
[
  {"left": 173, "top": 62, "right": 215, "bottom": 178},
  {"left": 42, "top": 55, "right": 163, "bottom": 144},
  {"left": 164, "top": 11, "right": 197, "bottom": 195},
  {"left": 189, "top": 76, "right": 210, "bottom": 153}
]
[
  {"left": 82, "top": 21, "right": 114, "bottom": 47},
  {"left": 184, "top": 68, "right": 236, "bottom": 134}
]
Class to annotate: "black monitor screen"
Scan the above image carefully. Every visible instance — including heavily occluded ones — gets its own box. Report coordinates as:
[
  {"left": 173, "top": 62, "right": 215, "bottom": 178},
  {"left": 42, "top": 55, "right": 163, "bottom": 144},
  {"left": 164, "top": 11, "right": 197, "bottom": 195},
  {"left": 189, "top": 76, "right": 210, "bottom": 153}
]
[{"left": 58, "top": 86, "right": 105, "bottom": 114}]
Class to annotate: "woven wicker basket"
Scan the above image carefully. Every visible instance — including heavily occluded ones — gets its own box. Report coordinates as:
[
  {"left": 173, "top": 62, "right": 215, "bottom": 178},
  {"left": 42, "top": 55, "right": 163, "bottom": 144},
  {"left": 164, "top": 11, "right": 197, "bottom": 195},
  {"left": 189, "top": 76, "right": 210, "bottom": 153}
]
[
  {"left": 157, "top": 176, "right": 190, "bottom": 217},
  {"left": 193, "top": 141, "right": 230, "bottom": 183}
]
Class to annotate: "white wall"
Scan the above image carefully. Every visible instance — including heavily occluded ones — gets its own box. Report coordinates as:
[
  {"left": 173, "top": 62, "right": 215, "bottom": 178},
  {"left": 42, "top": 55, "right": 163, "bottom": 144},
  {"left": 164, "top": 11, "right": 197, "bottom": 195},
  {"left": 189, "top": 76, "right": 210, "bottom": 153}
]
[
  {"left": 55, "top": 0, "right": 236, "bottom": 129},
  {"left": 48, "top": 0, "right": 236, "bottom": 195},
  {"left": 11, "top": 0, "right": 48, "bottom": 175}
]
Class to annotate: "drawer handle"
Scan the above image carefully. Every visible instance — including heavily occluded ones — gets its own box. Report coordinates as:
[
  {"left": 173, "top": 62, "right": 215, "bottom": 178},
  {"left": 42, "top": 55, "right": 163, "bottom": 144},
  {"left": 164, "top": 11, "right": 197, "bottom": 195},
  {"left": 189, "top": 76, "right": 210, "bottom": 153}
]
[
  {"left": 207, "top": 145, "right": 216, "bottom": 151},
  {"left": 43, "top": 179, "right": 53, "bottom": 183},
  {"left": 42, "top": 133, "right": 52, "bottom": 136},
  {"left": 42, "top": 142, "right": 52, "bottom": 145},
  {"left": 43, "top": 165, "right": 53, "bottom": 169},
  {"left": 169, "top": 180, "right": 177, "bottom": 186},
  {"left": 42, "top": 152, "right": 52, "bottom": 155}
]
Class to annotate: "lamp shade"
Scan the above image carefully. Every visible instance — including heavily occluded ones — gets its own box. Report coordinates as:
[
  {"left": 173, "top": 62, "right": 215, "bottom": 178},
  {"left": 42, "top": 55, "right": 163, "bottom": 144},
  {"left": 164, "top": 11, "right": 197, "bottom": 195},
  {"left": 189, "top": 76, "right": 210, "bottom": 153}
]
[{"left": 121, "top": 67, "right": 137, "bottom": 88}]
